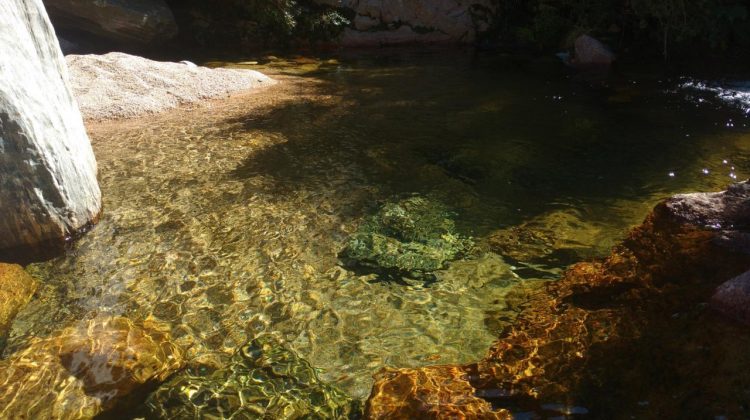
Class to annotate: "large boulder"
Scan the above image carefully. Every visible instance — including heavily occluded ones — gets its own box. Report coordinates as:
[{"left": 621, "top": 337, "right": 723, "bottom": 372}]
[
  {"left": 0, "top": 0, "right": 101, "bottom": 261},
  {"left": 572, "top": 34, "right": 616, "bottom": 68},
  {"left": 43, "top": 0, "right": 178, "bottom": 46}
]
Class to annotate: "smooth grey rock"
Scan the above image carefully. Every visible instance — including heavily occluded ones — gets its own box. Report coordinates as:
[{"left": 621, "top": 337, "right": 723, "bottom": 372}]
[
  {"left": 43, "top": 0, "right": 177, "bottom": 46},
  {"left": 573, "top": 35, "right": 616, "bottom": 67},
  {"left": 711, "top": 269, "right": 750, "bottom": 325},
  {"left": 0, "top": 0, "right": 101, "bottom": 258}
]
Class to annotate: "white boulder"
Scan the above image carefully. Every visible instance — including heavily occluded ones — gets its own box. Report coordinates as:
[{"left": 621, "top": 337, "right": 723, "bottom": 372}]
[{"left": 0, "top": 0, "right": 101, "bottom": 260}]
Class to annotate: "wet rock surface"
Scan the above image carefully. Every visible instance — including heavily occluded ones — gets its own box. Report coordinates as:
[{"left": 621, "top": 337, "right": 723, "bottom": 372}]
[
  {"left": 340, "top": 196, "right": 474, "bottom": 279},
  {"left": 145, "top": 335, "right": 355, "bottom": 419},
  {"left": 0, "top": 264, "right": 37, "bottom": 347},
  {"left": 43, "top": 0, "right": 177, "bottom": 46},
  {"left": 366, "top": 182, "right": 750, "bottom": 418},
  {"left": 0, "top": 316, "right": 184, "bottom": 419},
  {"left": 666, "top": 181, "right": 750, "bottom": 253},
  {"left": 0, "top": 0, "right": 101, "bottom": 262}
]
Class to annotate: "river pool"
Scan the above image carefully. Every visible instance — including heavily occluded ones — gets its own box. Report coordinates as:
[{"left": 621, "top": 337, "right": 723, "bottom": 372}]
[{"left": 7, "top": 49, "right": 750, "bottom": 418}]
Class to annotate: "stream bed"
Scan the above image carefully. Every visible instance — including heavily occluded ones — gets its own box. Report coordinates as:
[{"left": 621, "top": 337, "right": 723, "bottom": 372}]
[{"left": 7, "top": 50, "right": 750, "bottom": 417}]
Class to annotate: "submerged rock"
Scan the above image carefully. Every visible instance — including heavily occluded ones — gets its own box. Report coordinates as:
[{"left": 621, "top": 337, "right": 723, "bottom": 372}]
[
  {"left": 0, "top": 0, "right": 102, "bottom": 262},
  {"left": 341, "top": 196, "right": 473, "bottom": 278},
  {"left": 0, "top": 316, "right": 184, "bottom": 419},
  {"left": 43, "top": 0, "right": 177, "bottom": 46},
  {"left": 145, "top": 335, "right": 354, "bottom": 419},
  {"left": 0, "top": 264, "right": 37, "bottom": 347}
]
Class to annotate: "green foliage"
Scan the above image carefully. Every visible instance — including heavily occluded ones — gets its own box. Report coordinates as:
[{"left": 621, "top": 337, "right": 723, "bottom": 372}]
[
  {"left": 492, "top": 0, "right": 750, "bottom": 59},
  {"left": 168, "top": 0, "right": 349, "bottom": 48},
  {"left": 341, "top": 196, "right": 474, "bottom": 279}
]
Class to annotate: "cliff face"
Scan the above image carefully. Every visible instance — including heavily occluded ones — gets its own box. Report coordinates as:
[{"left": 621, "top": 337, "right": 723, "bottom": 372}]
[
  {"left": 0, "top": 0, "right": 101, "bottom": 262},
  {"left": 316, "top": 0, "right": 496, "bottom": 46},
  {"left": 40, "top": 0, "right": 496, "bottom": 51},
  {"left": 43, "top": 0, "right": 177, "bottom": 48}
]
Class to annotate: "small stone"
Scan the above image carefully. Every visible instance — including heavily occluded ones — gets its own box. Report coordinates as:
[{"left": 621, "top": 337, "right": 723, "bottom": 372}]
[{"left": 711, "top": 269, "right": 750, "bottom": 325}]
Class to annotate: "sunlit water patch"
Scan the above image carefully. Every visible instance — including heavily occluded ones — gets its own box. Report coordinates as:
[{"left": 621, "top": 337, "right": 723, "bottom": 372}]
[{"left": 5, "top": 51, "right": 750, "bottom": 415}]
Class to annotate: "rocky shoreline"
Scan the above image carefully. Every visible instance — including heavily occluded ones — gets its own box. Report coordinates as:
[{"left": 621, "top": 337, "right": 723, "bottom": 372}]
[{"left": 365, "top": 181, "right": 750, "bottom": 418}]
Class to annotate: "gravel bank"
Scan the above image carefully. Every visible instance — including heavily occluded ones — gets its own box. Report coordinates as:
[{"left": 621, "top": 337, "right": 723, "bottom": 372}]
[{"left": 66, "top": 52, "right": 276, "bottom": 120}]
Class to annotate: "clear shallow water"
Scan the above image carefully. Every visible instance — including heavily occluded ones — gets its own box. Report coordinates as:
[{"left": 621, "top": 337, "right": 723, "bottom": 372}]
[{"left": 7, "top": 50, "right": 750, "bottom": 414}]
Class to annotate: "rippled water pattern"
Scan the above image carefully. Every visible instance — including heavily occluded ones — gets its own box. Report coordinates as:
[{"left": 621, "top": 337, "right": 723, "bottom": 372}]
[{"left": 8, "top": 51, "right": 750, "bottom": 413}]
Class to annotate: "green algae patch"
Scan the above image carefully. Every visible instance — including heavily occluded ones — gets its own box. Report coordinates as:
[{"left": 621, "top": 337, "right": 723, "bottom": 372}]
[{"left": 341, "top": 196, "right": 474, "bottom": 279}]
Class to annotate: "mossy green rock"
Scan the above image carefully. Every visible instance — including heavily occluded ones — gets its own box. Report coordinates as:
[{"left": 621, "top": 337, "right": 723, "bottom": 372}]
[
  {"left": 144, "top": 335, "right": 355, "bottom": 419},
  {"left": 342, "top": 196, "right": 473, "bottom": 277}
]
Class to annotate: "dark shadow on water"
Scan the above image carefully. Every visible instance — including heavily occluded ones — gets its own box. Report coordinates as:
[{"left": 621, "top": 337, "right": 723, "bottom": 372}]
[
  {"left": 221, "top": 50, "right": 749, "bottom": 241},
  {"left": 0, "top": 240, "right": 65, "bottom": 265}
]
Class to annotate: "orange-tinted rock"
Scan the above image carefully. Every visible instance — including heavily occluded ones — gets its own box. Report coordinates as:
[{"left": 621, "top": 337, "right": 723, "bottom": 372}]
[
  {"left": 0, "top": 316, "right": 184, "bottom": 419},
  {"left": 366, "top": 365, "right": 510, "bottom": 419},
  {"left": 0, "top": 263, "right": 37, "bottom": 343},
  {"left": 366, "top": 182, "right": 750, "bottom": 418}
]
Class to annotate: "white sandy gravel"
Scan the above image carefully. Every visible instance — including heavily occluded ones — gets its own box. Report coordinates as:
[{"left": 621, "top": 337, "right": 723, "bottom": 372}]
[{"left": 66, "top": 52, "right": 276, "bottom": 120}]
